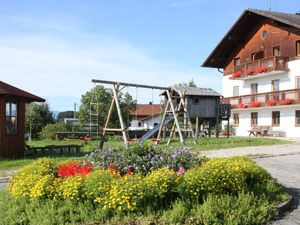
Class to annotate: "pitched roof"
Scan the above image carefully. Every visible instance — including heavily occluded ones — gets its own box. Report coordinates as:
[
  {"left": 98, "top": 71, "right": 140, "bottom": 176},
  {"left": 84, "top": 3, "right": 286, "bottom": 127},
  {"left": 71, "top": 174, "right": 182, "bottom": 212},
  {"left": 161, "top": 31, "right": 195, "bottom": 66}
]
[
  {"left": 0, "top": 81, "right": 45, "bottom": 102},
  {"left": 130, "top": 104, "right": 161, "bottom": 117},
  {"left": 202, "top": 9, "right": 300, "bottom": 68},
  {"left": 171, "top": 85, "right": 221, "bottom": 97}
]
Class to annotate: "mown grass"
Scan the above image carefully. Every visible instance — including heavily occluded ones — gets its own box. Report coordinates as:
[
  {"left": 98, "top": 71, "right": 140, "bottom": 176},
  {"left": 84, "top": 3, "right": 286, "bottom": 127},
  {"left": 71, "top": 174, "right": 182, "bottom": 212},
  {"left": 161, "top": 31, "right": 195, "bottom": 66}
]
[{"left": 0, "top": 136, "right": 291, "bottom": 171}]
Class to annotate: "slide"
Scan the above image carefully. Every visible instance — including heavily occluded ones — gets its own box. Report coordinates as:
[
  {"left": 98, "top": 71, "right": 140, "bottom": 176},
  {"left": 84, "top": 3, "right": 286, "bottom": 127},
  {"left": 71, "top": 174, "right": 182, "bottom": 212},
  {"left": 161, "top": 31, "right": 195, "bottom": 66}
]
[{"left": 138, "top": 115, "right": 174, "bottom": 145}]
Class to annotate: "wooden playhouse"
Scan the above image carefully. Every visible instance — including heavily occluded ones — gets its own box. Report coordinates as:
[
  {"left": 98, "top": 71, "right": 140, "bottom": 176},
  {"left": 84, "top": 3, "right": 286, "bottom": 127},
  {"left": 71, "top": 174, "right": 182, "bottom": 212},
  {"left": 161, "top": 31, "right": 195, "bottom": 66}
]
[{"left": 0, "top": 81, "right": 45, "bottom": 159}]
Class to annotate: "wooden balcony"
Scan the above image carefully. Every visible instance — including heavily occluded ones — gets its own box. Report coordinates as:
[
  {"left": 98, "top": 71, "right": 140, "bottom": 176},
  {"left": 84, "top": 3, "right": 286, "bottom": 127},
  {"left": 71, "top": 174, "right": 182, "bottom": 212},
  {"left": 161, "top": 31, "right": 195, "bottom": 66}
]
[
  {"left": 232, "top": 56, "right": 289, "bottom": 80},
  {"left": 221, "top": 88, "right": 300, "bottom": 109}
]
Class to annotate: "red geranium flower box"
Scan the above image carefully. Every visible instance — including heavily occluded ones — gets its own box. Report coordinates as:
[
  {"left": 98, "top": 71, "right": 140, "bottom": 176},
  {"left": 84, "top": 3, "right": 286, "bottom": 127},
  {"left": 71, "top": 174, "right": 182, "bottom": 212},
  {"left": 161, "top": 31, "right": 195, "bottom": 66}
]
[
  {"left": 245, "top": 68, "right": 255, "bottom": 75},
  {"left": 281, "top": 98, "right": 293, "bottom": 105},
  {"left": 239, "top": 102, "right": 248, "bottom": 108},
  {"left": 232, "top": 71, "right": 243, "bottom": 79},
  {"left": 266, "top": 100, "right": 277, "bottom": 106},
  {"left": 255, "top": 66, "right": 268, "bottom": 73},
  {"left": 250, "top": 101, "right": 261, "bottom": 107}
]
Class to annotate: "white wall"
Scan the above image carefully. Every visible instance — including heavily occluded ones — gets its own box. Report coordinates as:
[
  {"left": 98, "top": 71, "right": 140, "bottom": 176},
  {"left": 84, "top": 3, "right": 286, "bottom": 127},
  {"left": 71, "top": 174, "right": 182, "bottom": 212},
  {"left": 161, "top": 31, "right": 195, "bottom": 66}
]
[
  {"left": 128, "top": 115, "right": 161, "bottom": 130},
  {"left": 232, "top": 105, "right": 300, "bottom": 137}
]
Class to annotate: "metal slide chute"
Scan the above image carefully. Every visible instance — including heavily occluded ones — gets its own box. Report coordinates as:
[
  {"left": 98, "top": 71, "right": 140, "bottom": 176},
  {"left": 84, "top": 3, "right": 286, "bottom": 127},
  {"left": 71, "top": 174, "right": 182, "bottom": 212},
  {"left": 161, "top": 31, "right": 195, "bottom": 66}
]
[{"left": 138, "top": 115, "right": 174, "bottom": 145}]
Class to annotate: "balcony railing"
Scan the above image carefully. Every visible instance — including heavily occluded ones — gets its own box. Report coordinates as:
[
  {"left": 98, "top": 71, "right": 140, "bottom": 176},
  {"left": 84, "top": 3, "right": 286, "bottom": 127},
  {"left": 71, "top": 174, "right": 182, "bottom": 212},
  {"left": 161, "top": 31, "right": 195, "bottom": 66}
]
[
  {"left": 233, "top": 56, "right": 289, "bottom": 79},
  {"left": 220, "top": 88, "right": 300, "bottom": 109}
]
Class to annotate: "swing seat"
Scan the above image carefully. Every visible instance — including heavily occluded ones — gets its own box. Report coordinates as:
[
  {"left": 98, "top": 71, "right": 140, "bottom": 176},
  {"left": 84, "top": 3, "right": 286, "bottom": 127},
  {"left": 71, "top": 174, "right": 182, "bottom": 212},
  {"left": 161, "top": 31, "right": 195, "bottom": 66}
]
[
  {"left": 128, "top": 138, "right": 138, "bottom": 142},
  {"left": 151, "top": 138, "right": 161, "bottom": 143}
]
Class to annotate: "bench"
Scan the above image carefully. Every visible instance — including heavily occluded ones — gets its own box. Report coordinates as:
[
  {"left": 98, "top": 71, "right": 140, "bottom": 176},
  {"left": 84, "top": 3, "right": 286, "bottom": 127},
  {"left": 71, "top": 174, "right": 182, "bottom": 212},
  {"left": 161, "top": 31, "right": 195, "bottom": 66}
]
[
  {"left": 26, "top": 144, "right": 83, "bottom": 156},
  {"left": 248, "top": 126, "right": 271, "bottom": 136}
]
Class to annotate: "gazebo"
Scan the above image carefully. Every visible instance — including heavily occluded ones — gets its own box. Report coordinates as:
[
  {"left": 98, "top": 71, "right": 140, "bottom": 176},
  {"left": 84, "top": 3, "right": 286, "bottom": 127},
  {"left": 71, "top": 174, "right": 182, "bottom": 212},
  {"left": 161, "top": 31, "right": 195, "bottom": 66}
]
[{"left": 0, "top": 81, "right": 45, "bottom": 159}]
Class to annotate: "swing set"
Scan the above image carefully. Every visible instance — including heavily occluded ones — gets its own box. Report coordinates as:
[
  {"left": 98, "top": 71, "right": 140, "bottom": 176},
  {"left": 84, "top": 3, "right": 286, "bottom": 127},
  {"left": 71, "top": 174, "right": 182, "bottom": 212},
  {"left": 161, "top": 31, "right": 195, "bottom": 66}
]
[{"left": 92, "top": 79, "right": 230, "bottom": 149}]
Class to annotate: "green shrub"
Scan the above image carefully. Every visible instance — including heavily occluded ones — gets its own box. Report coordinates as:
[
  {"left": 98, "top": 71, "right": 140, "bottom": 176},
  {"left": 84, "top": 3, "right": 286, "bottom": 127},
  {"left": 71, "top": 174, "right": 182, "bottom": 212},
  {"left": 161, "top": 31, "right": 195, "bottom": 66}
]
[
  {"left": 189, "top": 192, "right": 277, "bottom": 225},
  {"left": 40, "top": 121, "right": 68, "bottom": 140}
]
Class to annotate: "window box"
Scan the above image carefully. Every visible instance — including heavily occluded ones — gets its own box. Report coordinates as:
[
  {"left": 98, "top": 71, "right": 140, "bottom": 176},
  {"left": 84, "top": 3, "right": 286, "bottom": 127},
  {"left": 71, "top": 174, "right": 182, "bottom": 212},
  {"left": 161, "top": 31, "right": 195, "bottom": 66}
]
[
  {"left": 281, "top": 98, "right": 293, "bottom": 105},
  {"left": 250, "top": 101, "right": 261, "bottom": 108},
  {"left": 266, "top": 100, "right": 277, "bottom": 106}
]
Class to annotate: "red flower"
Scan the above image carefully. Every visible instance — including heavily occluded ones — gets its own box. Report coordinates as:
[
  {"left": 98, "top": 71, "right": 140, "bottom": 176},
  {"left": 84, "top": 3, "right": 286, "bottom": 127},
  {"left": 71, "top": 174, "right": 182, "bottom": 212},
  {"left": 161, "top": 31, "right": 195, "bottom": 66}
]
[
  {"left": 250, "top": 101, "right": 261, "bottom": 107},
  {"left": 281, "top": 98, "right": 293, "bottom": 105},
  {"left": 57, "top": 161, "right": 93, "bottom": 178},
  {"left": 266, "top": 100, "right": 277, "bottom": 106},
  {"left": 245, "top": 68, "right": 255, "bottom": 75},
  {"left": 255, "top": 66, "right": 268, "bottom": 74},
  {"left": 232, "top": 71, "right": 243, "bottom": 79},
  {"left": 239, "top": 102, "right": 249, "bottom": 108}
]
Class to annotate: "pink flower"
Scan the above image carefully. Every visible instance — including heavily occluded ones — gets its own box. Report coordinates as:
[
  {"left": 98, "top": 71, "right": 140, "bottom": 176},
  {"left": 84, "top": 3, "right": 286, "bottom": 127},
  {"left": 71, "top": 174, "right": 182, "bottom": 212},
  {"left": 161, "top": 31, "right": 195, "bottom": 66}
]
[{"left": 176, "top": 166, "right": 185, "bottom": 176}]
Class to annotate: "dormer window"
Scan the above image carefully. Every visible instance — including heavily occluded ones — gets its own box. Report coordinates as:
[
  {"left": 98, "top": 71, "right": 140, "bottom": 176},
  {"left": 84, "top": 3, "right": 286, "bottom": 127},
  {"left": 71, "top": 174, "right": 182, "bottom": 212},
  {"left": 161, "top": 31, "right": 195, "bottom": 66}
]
[
  {"left": 296, "top": 40, "right": 300, "bottom": 56},
  {"left": 273, "top": 46, "right": 281, "bottom": 56},
  {"left": 234, "top": 57, "right": 240, "bottom": 66}
]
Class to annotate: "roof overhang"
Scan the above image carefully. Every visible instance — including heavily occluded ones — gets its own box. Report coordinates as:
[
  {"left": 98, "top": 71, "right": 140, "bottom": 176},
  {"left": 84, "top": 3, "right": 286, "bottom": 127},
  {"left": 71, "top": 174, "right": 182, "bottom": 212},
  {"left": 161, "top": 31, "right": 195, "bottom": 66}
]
[{"left": 202, "top": 9, "right": 300, "bottom": 69}]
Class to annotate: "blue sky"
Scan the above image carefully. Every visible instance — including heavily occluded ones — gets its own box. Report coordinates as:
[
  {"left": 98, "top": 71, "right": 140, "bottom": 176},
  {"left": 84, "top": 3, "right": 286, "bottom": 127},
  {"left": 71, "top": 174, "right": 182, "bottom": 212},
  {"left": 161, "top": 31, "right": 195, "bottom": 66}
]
[{"left": 0, "top": 0, "right": 299, "bottom": 112}]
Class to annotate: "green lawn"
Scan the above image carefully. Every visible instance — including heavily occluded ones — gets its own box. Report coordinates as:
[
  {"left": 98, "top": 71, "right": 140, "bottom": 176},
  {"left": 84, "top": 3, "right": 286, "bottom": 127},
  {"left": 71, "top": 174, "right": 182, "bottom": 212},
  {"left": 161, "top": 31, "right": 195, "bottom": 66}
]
[{"left": 0, "top": 136, "right": 291, "bottom": 171}]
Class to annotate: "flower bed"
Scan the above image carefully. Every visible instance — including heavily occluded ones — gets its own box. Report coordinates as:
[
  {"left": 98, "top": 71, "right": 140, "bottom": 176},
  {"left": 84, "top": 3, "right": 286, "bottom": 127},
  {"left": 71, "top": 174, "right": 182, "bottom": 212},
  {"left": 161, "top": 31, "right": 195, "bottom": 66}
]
[
  {"left": 5, "top": 149, "right": 290, "bottom": 224},
  {"left": 9, "top": 157, "right": 276, "bottom": 211}
]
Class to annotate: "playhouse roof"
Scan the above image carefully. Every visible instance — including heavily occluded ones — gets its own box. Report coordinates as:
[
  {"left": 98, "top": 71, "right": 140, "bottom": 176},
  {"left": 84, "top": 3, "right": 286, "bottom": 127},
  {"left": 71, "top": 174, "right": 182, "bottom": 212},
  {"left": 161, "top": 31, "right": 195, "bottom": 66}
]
[
  {"left": 0, "top": 81, "right": 45, "bottom": 102},
  {"left": 202, "top": 9, "right": 300, "bottom": 68},
  {"left": 170, "top": 85, "right": 221, "bottom": 97}
]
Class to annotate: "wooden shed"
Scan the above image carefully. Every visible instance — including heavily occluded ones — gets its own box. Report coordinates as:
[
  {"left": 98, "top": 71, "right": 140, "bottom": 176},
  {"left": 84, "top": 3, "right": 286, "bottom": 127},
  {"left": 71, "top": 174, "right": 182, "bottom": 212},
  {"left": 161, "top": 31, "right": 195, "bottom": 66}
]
[
  {"left": 170, "top": 85, "right": 222, "bottom": 118},
  {"left": 0, "top": 81, "right": 45, "bottom": 159}
]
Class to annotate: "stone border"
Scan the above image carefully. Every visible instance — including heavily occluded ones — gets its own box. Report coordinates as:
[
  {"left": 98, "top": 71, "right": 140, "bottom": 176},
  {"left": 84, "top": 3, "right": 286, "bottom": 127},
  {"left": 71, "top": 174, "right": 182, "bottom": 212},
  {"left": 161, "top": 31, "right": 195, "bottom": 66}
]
[{"left": 276, "top": 196, "right": 293, "bottom": 214}]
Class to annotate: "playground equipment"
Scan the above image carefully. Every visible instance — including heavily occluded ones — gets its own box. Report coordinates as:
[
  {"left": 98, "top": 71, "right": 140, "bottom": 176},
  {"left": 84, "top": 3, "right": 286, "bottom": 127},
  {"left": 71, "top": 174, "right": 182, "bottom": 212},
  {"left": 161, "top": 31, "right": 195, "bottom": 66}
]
[{"left": 91, "top": 79, "right": 231, "bottom": 148}]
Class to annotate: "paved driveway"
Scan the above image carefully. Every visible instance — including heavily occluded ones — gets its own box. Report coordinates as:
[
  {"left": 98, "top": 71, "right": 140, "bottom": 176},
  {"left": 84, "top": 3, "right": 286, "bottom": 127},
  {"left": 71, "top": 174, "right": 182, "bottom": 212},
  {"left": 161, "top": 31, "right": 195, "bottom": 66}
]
[{"left": 254, "top": 155, "right": 300, "bottom": 225}]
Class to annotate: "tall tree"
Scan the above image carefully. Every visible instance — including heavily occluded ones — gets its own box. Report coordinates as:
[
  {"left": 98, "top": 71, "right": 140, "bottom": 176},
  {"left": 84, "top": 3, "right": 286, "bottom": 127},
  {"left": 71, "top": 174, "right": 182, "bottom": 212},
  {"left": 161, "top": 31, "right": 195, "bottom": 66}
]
[
  {"left": 78, "top": 85, "right": 135, "bottom": 129},
  {"left": 25, "top": 102, "right": 54, "bottom": 138}
]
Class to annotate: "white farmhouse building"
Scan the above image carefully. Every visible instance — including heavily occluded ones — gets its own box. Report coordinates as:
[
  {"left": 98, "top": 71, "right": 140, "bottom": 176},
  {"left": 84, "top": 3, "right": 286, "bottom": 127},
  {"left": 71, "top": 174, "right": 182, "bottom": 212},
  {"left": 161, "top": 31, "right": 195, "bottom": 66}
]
[
  {"left": 203, "top": 9, "right": 300, "bottom": 137},
  {"left": 128, "top": 104, "right": 161, "bottom": 130}
]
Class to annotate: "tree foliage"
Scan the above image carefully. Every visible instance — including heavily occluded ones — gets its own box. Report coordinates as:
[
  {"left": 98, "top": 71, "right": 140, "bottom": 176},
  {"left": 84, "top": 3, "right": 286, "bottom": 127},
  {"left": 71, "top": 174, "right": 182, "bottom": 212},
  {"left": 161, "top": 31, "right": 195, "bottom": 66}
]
[
  {"left": 56, "top": 111, "right": 75, "bottom": 121},
  {"left": 78, "top": 85, "right": 135, "bottom": 129},
  {"left": 25, "top": 102, "right": 54, "bottom": 138},
  {"left": 179, "top": 79, "right": 197, "bottom": 87}
]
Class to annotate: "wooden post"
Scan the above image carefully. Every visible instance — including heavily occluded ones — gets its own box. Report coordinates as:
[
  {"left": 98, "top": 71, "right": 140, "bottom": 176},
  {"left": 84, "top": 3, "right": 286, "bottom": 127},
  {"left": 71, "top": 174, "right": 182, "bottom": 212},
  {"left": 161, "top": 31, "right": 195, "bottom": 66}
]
[
  {"left": 157, "top": 100, "right": 170, "bottom": 140},
  {"left": 227, "top": 119, "right": 230, "bottom": 138},
  {"left": 166, "top": 90, "right": 184, "bottom": 145},
  {"left": 179, "top": 91, "right": 197, "bottom": 144},
  {"left": 216, "top": 106, "right": 220, "bottom": 138},
  {"left": 195, "top": 117, "right": 199, "bottom": 139},
  {"left": 100, "top": 96, "right": 116, "bottom": 148},
  {"left": 112, "top": 84, "right": 129, "bottom": 148}
]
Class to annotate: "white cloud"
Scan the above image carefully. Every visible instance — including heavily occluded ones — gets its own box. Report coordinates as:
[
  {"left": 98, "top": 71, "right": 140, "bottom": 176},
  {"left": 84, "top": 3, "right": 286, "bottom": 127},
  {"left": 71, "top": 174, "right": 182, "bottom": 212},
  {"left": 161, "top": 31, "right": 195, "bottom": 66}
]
[{"left": 0, "top": 34, "right": 220, "bottom": 110}]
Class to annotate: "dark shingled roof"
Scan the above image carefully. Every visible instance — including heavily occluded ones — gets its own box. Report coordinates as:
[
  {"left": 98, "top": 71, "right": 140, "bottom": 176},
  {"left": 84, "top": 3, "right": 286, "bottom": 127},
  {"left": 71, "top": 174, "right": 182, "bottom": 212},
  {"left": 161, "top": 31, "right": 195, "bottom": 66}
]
[
  {"left": 171, "top": 85, "right": 221, "bottom": 97},
  {"left": 202, "top": 9, "right": 300, "bottom": 68},
  {"left": 0, "top": 81, "right": 45, "bottom": 102}
]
